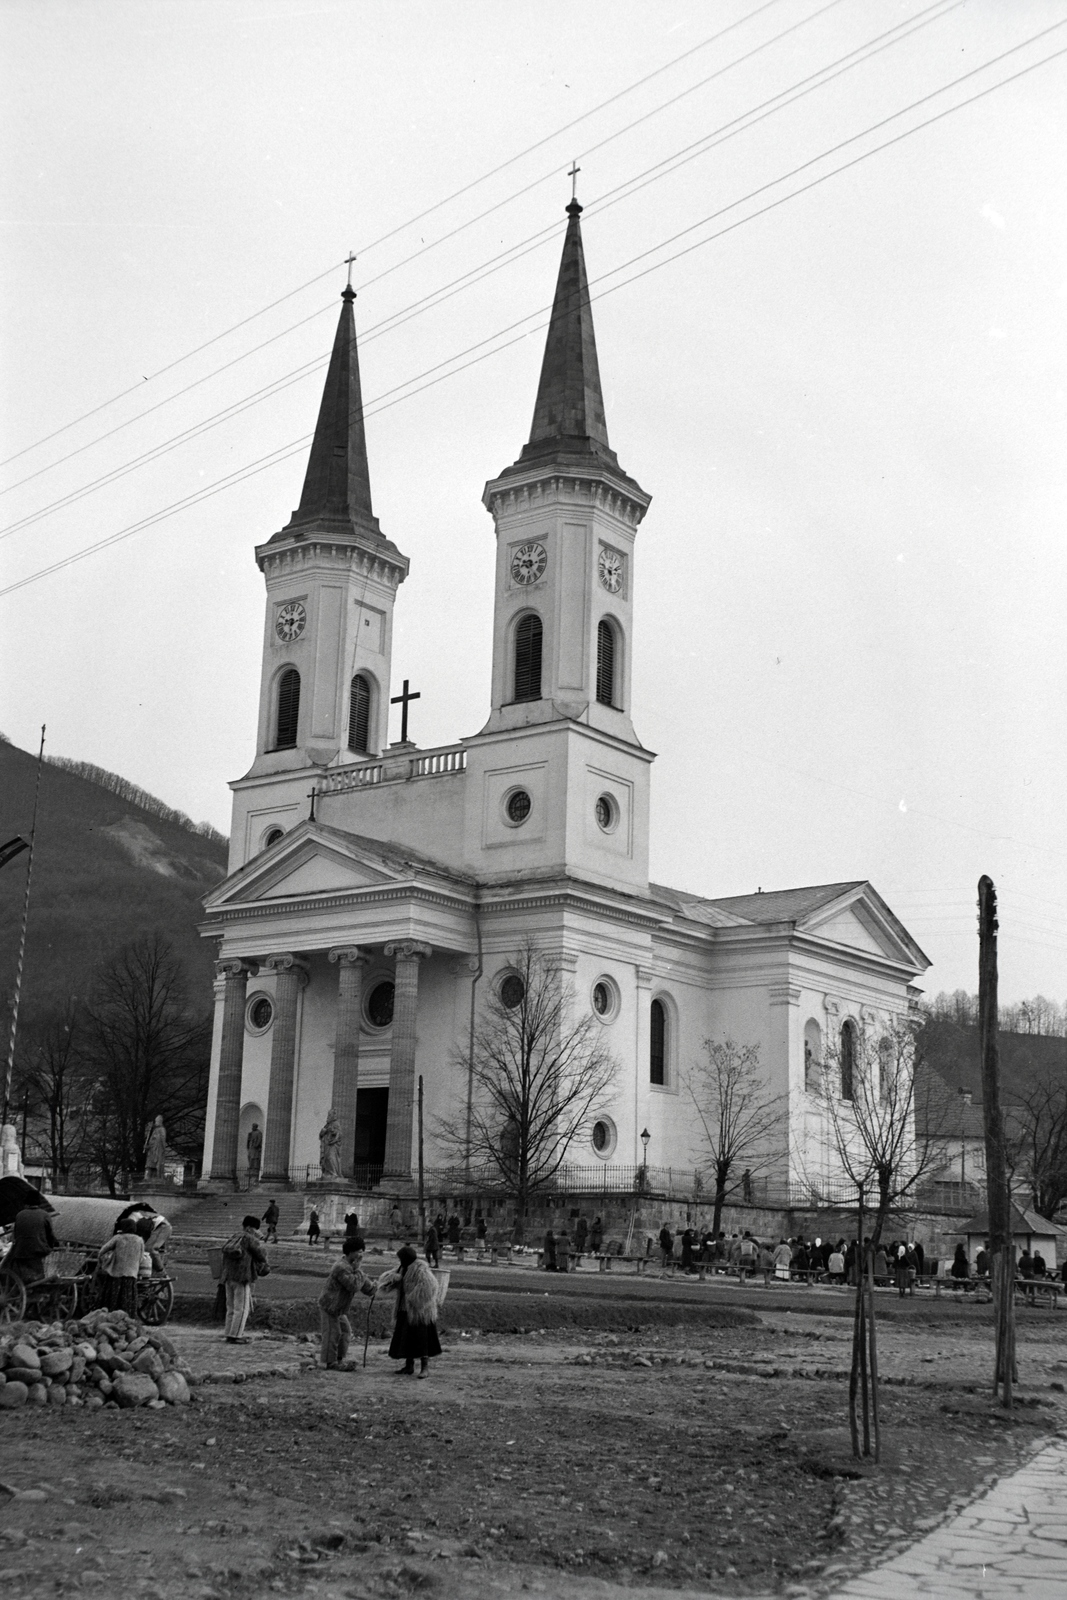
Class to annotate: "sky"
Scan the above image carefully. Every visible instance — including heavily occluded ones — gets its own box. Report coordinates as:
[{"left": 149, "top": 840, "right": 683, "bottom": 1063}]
[{"left": 1, "top": 0, "right": 1065, "bottom": 1004}]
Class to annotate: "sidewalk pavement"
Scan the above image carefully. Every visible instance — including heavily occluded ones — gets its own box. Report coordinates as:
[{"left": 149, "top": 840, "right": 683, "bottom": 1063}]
[{"left": 829, "top": 1434, "right": 1067, "bottom": 1600}]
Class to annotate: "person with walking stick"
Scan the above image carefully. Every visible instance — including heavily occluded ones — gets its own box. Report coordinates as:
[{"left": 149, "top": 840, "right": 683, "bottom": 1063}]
[{"left": 318, "top": 1236, "right": 375, "bottom": 1370}]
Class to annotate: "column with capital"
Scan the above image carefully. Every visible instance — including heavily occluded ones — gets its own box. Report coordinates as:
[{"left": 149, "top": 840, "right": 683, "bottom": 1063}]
[
  {"left": 260, "top": 953, "right": 309, "bottom": 1186},
  {"left": 328, "top": 946, "right": 368, "bottom": 1179},
  {"left": 207, "top": 958, "right": 257, "bottom": 1185},
  {"left": 381, "top": 941, "right": 431, "bottom": 1183}
]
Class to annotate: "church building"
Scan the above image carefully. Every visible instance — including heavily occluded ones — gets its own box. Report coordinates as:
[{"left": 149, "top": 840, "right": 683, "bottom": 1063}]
[{"left": 199, "top": 196, "right": 930, "bottom": 1197}]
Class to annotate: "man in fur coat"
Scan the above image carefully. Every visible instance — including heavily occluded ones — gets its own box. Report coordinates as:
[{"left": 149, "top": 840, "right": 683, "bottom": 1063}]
[
  {"left": 377, "top": 1245, "right": 441, "bottom": 1378},
  {"left": 318, "top": 1236, "right": 375, "bottom": 1369}
]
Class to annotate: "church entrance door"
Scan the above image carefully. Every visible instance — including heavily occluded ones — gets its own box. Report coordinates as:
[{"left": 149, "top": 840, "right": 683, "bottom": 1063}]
[{"left": 354, "top": 1087, "right": 388, "bottom": 1184}]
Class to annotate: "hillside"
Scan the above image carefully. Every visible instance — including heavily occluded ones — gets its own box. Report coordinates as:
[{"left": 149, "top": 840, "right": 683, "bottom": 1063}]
[{"left": 0, "top": 738, "right": 227, "bottom": 1018}]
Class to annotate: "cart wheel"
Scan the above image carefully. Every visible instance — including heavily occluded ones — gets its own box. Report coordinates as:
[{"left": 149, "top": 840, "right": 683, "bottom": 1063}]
[
  {"left": 34, "top": 1278, "right": 79, "bottom": 1323},
  {"left": 139, "top": 1276, "right": 175, "bottom": 1326},
  {"left": 0, "top": 1266, "right": 27, "bottom": 1324}
]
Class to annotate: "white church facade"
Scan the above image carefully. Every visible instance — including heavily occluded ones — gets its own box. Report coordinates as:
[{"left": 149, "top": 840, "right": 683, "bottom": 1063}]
[{"left": 199, "top": 197, "right": 930, "bottom": 1198}]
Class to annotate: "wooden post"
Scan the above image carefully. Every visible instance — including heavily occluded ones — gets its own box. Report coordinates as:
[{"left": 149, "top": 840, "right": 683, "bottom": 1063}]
[
  {"left": 978, "top": 876, "right": 1016, "bottom": 1406},
  {"left": 417, "top": 1073, "right": 426, "bottom": 1244},
  {"left": 867, "top": 1239, "right": 881, "bottom": 1463}
]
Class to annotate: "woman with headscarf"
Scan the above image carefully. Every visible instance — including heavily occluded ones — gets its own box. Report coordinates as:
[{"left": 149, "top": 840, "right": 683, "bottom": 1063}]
[
  {"left": 377, "top": 1245, "right": 442, "bottom": 1378},
  {"left": 95, "top": 1217, "right": 149, "bottom": 1316}
]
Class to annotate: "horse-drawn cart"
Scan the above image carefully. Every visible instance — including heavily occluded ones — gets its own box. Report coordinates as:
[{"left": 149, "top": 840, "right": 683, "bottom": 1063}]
[{"left": 0, "top": 1179, "right": 174, "bottom": 1326}]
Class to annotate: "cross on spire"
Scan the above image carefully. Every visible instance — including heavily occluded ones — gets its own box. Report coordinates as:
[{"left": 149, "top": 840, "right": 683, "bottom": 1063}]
[
  {"left": 345, "top": 252, "right": 357, "bottom": 289},
  {"left": 390, "top": 678, "right": 421, "bottom": 744},
  {"left": 568, "top": 160, "right": 580, "bottom": 201}
]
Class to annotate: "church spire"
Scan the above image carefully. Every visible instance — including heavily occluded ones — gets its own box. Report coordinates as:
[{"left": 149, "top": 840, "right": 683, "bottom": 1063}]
[
  {"left": 286, "top": 283, "right": 379, "bottom": 537},
  {"left": 507, "top": 196, "right": 635, "bottom": 485}
]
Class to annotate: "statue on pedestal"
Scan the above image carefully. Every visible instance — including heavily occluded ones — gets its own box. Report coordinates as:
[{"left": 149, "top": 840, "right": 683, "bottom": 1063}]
[
  {"left": 319, "top": 1108, "right": 342, "bottom": 1179},
  {"left": 1, "top": 1124, "right": 23, "bottom": 1178},
  {"left": 246, "top": 1122, "right": 262, "bottom": 1187},
  {"left": 144, "top": 1116, "right": 167, "bottom": 1182}
]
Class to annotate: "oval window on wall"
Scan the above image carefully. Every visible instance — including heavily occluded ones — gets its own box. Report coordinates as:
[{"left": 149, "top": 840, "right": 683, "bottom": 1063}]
[
  {"left": 365, "top": 981, "right": 396, "bottom": 1029},
  {"left": 591, "top": 1116, "right": 617, "bottom": 1159},
  {"left": 246, "top": 994, "right": 274, "bottom": 1035},
  {"left": 504, "top": 789, "right": 532, "bottom": 826},
  {"left": 591, "top": 976, "right": 620, "bottom": 1022},
  {"left": 500, "top": 973, "right": 525, "bottom": 1010}
]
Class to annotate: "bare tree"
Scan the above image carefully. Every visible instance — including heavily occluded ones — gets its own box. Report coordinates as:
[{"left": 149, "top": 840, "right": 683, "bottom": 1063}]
[
  {"left": 10, "top": 1002, "right": 95, "bottom": 1190},
  {"left": 813, "top": 1016, "right": 953, "bottom": 1243},
  {"left": 1005, "top": 1070, "right": 1067, "bottom": 1220},
  {"left": 683, "top": 1039, "right": 786, "bottom": 1236},
  {"left": 81, "top": 936, "right": 211, "bottom": 1193},
  {"left": 439, "top": 941, "right": 617, "bottom": 1238}
]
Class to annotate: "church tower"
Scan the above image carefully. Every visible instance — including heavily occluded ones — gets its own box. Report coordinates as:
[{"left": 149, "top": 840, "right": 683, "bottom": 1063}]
[
  {"left": 249, "top": 286, "right": 409, "bottom": 782},
  {"left": 464, "top": 196, "right": 654, "bottom": 894},
  {"left": 226, "top": 283, "right": 410, "bottom": 866},
  {"left": 481, "top": 197, "right": 650, "bottom": 745}
]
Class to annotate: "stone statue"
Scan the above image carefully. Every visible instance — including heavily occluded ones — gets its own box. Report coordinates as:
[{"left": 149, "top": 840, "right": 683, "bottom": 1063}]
[
  {"left": 246, "top": 1122, "right": 262, "bottom": 1186},
  {"left": 1, "top": 1124, "right": 23, "bottom": 1178},
  {"left": 144, "top": 1115, "right": 167, "bottom": 1181},
  {"left": 319, "top": 1109, "right": 342, "bottom": 1179}
]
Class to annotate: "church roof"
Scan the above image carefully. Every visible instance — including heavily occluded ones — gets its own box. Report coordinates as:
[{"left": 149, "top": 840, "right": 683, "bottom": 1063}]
[
  {"left": 649, "top": 878, "right": 930, "bottom": 971},
  {"left": 705, "top": 882, "right": 868, "bottom": 924},
  {"left": 281, "top": 285, "right": 382, "bottom": 540},
  {"left": 959, "top": 1201, "right": 1061, "bottom": 1240},
  {"left": 497, "top": 199, "right": 644, "bottom": 496}
]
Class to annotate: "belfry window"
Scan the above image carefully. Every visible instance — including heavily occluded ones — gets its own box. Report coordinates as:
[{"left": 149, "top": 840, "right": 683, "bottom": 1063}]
[
  {"left": 650, "top": 998, "right": 666, "bottom": 1086},
  {"left": 348, "top": 673, "right": 372, "bottom": 753},
  {"left": 275, "top": 668, "right": 301, "bottom": 749},
  {"left": 596, "top": 620, "right": 616, "bottom": 706},
  {"left": 514, "top": 614, "right": 543, "bottom": 702}
]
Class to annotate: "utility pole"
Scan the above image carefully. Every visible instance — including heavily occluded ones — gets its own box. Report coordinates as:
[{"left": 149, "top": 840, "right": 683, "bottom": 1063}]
[
  {"left": 417, "top": 1074, "right": 426, "bottom": 1243},
  {"left": 978, "top": 875, "right": 1016, "bottom": 1406}
]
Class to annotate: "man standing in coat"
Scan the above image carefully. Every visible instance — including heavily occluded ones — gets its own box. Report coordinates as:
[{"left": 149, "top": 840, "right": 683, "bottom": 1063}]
[
  {"left": 318, "top": 1236, "right": 375, "bottom": 1369},
  {"left": 220, "top": 1215, "right": 267, "bottom": 1343},
  {"left": 7, "top": 1202, "right": 59, "bottom": 1285}
]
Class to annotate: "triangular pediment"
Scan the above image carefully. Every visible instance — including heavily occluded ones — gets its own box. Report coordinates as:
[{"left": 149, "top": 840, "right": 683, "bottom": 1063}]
[
  {"left": 801, "top": 885, "right": 930, "bottom": 971},
  {"left": 203, "top": 821, "right": 466, "bottom": 912}
]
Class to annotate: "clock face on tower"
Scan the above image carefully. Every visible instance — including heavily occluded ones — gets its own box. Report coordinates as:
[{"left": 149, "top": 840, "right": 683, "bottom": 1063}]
[
  {"left": 510, "top": 542, "right": 547, "bottom": 586},
  {"left": 598, "top": 546, "right": 624, "bottom": 594},
  {"left": 275, "top": 601, "right": 307, "bottom": 643}
]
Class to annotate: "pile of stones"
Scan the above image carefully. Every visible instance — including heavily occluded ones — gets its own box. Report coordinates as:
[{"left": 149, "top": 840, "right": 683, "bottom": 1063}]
[{"left": 0, "top": 1309, "right": 193, "bottom": 1411}]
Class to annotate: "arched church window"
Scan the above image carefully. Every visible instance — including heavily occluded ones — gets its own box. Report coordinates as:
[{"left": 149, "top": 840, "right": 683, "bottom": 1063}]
[
  {"left": 275, "top": 668, "right": 301, "bottom": 749},
  {"left": 650, "top": 998, "right": 667, "bottom": 1086},
  {"left": 513, "top": 614, "right": 542, "bottom": 702},
  {"left": 840, "top": 1020, "right": 856, "bottom": 1102},
  {"left": 596, "top": 620, "right": 616, "bottom": 706},
  {"left": 348, "top": 673, "right": 372, "bottom": 753}
]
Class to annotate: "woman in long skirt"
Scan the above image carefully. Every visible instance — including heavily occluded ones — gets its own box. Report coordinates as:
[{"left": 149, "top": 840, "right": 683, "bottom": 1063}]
[{"left": 378, "top": 1246, "right": 442, "bottom": 1378}]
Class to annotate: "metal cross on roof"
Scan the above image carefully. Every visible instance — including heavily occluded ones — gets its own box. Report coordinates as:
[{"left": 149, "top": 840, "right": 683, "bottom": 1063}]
[
  {"left": 390, "top": 678, "right": 421, "bottom": 743},
  {"left": 568, "top": 160, "right": 580, "bottom": 200},
  {"left": 345, "top": 252, "right": 357, "bottom": 288}
]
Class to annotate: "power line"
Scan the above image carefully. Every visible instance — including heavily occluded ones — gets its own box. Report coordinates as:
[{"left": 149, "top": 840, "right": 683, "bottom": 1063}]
[
  {"left": 0, "top": 0, "right": 956, "bottom": 543},
  {"left": 0, "top": 0, "right": 786, "bottom": 473},
  {"left": 3, "top": 33, "right": 1064, "bottom": 607},
  {"left": 1, "top": 0, "right": 835, "bottom": 500}
]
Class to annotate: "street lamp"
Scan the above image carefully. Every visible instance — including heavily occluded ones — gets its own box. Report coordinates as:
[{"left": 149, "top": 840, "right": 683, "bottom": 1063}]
[{"left": 640, "top": 1128, "right": 651, "bottom": 1160}]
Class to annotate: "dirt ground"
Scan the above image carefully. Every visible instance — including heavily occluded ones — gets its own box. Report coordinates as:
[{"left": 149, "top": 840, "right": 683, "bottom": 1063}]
[{"left": 1, "top": 1298, "right": 1065, "bottom": 1600}]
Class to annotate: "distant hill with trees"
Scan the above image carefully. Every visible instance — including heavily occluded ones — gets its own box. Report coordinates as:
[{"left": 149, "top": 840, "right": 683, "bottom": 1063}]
[{"left": 0, "top": 735, "right": 227, "bottom": 1017}]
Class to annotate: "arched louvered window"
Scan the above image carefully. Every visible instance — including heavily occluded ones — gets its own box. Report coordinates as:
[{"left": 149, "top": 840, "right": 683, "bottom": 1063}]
[
  {"left": 840, "top": 1020, "right": 856, "bottom": 1102},
  {"left": 650, "top": 998, "right": 666, "bottom": 1086},
  {"left": 348, "top": 673, "right": 372, "bottom": 753},
  {"left": 513, "top": 614, "right": 543, "bottom": 702},
  {"left": 275, "top": 668, "right": 300, "bottom": 750},
  {"left": 596, "top": 619, "right": 616, "bottom": 706}
]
